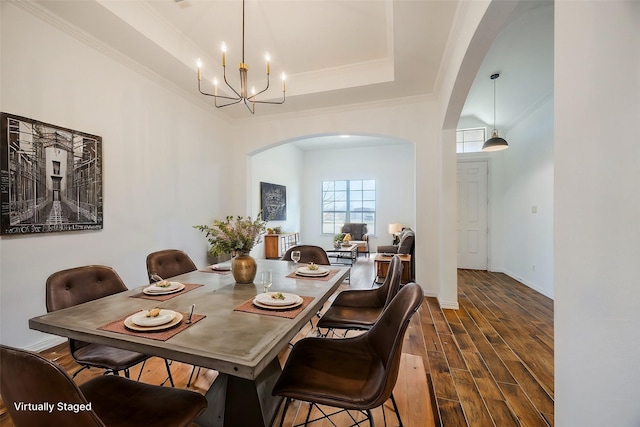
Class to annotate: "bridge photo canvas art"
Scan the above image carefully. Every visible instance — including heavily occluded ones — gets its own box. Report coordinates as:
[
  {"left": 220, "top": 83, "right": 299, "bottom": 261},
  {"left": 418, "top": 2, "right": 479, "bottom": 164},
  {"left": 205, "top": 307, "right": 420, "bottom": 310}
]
[{"left": 0, "top": 113, "right": 103, "bottom": 235}]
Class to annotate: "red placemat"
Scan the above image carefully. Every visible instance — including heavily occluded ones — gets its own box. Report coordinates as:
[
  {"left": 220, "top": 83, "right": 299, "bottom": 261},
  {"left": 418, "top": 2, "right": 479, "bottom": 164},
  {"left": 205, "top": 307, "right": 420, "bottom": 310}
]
[
  {"left": 98, "top": 311, "right": 205, "bottom": 341},
  {"left": 285, "top": 269, "right": 340, "bottom": 282},
  {"left": 130, "top": 283, "right": 204, "bottom": 301},
  {"left": 234, "top": 296, "right": 314, "bottom": 319}
]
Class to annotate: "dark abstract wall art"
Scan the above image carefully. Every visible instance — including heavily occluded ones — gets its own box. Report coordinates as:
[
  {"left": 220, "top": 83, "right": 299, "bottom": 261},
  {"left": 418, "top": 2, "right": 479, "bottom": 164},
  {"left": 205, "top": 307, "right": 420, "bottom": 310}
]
[{"left": 260, "top": 181, "right": 286, "bottom": 221}]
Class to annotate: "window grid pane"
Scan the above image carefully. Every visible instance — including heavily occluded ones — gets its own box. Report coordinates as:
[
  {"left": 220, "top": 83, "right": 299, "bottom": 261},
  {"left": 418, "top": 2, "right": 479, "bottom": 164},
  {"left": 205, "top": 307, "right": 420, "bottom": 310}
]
[
  {"left": 322, "top": 179, "right": 376, "bottom": 235},
  {"left": 456, "top": 127, "right": 486, "bottom": 154}
]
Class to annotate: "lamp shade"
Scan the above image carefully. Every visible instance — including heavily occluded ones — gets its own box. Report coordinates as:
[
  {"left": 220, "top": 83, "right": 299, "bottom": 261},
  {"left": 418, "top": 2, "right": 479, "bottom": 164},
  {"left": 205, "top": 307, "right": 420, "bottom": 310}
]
[
  {"left": 482, "top": 131, "right": 509, "bottom": 152},
  {"left": 388, "top": 223, "right": 403, "bottom": 235}
]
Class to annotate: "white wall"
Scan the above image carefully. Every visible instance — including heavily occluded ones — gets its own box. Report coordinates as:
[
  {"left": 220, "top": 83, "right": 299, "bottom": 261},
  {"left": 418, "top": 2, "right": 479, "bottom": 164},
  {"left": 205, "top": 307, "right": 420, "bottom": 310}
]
[
  {"left": 0, "top": 2, "right": 232, "bottom": 349},
  {"left": 492, "top": 97, "right": 554, "bottom": 298},
  {"left": 555, "top": 2, "right": 640, "bottom": 426},
  {"left": 249, "top": 142, "right": 304, "bottom": 257},
  {"left": 298, "top": 141, "right": 415, "bottom": 250}
]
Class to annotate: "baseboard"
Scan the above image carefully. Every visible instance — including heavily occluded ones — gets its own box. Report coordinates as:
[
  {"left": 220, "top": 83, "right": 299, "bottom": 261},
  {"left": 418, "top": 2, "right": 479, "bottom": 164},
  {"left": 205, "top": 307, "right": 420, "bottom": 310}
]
[
  {"left": 24, "top": 336, "right": 66, "bottom": 353},
  {"left": 421, "top": 289, "right": 459, "bottom": 310},
  {"left": 495, "top": 268, "right": 554, "bottom": 300},
  {"left": 437, "top": 299, "right": 459, "bottom": 310}
]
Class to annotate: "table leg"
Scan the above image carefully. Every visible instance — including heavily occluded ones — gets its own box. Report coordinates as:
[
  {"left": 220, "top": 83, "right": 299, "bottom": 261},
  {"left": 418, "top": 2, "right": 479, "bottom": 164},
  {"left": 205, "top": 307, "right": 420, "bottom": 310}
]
[{"left": 196, "top": 357, "right": 284, "bottom": 427}]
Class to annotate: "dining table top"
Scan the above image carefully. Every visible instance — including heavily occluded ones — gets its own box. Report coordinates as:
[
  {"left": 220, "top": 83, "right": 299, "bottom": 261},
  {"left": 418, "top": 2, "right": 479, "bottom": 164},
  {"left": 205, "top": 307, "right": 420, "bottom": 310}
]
[{"left": 29, "top": 259, "right": 350, "bottom": 381}]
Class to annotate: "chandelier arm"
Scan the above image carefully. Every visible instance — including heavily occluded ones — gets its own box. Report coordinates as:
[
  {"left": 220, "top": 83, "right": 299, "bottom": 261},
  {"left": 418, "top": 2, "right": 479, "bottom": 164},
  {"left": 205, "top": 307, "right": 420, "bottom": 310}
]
[
  {"left": 215, "top": 97, "right": 243, "bottom": 108},
  {"left": 252, "top": 96, "right": 286, "bottom": 105},
  {"left": 248, "top": 75, "right": 271, "bottom": 100},
  {"left": 221, "top": 65, "right": 243, "bottom": 99},
  {"left": 242, "top": 98, "right": 256, "bottom": 114},
  {"left": 199, "top": 85, "right": 242, "bottom": 102}
]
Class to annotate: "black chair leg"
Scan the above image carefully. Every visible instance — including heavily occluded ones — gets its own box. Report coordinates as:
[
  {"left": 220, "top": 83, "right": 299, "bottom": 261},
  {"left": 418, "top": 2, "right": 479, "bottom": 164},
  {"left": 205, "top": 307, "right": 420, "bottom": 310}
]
[
  {"left": 187, "top": 365, "right": 201, "bottom": 387},
  {"left": 367, "top": 409, "right": 375, "bottom": 427},
  {"left": 304, "top": 402, "right": 313, "bottom": 426},
  {"left": 71, "top": 365, "right": 90, "bottom": 379},
  {"left": 136, "top": 359, "right": 148, "bottom": 381},
  {"left": 163, "top": 359, "right": 174, "bottom": 387},
  {"left": 279, "top": 398, "right": 292, "bottom": 427},
  {"left": 390, "top": 393, "right": 403, "bottom": 427}
]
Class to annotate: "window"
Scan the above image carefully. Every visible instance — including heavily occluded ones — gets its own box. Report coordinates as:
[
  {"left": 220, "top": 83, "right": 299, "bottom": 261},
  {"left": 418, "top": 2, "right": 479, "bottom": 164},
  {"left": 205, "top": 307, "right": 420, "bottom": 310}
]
[
  {"left": 322, "top": 179, "right": 376, "bottom": 234},
  {"left": 456, "top": 127, "right": 486, "bottom": 153}
]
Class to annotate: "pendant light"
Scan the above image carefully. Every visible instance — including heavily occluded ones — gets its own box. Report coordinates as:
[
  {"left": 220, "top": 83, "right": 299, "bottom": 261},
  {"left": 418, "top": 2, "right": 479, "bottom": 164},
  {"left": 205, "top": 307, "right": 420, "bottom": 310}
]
[{"left": 482, "top": 73, "right": 509, "bottom": 152}]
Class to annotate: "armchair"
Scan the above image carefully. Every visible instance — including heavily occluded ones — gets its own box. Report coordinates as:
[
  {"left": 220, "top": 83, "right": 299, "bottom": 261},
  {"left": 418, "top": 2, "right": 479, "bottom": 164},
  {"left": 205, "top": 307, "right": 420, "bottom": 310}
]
[
  {"left": 340, "top": 223, "right": 370, "bottom": 256},
  {"left": 377, "top": 227, "right": 415, "bottom": 281}
]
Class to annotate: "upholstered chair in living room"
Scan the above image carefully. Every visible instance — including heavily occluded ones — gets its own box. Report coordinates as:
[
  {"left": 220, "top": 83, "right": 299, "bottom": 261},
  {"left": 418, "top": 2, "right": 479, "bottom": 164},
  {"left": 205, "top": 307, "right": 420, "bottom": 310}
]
[
  {"left": 340, "top": 223, "right": 370, "bottom": 256},
  {"left": 377, "top": 227, "right": 415, "bottom": 281}
]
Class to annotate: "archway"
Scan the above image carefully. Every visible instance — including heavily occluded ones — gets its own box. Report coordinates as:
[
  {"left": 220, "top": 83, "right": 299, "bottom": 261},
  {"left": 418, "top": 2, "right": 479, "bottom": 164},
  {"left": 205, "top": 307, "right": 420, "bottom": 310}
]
[{"left": 248, "top": 133, "right": 415, "bottom": 258}]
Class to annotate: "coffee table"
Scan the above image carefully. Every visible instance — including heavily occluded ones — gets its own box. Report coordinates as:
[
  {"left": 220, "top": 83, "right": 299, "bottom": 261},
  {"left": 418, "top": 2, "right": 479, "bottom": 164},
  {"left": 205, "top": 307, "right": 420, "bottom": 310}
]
[{"left": 326, "top": 243, "right": 358, "bottom": 266}]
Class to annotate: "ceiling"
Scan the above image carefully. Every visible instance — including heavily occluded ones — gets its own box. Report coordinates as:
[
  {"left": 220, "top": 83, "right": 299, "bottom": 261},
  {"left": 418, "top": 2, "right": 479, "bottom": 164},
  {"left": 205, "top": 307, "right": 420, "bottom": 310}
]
[{"left": 33, "top": 0, "right": 553, "bottom": 134}]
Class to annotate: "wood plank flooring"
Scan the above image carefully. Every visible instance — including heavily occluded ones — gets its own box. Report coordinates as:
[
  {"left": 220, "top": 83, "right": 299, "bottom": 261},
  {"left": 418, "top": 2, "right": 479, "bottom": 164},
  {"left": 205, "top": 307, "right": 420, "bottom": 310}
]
[
  {"left": 424, "top": 269, "right": 554, "bottom": 427},
  {"left": 0, "top": 259, "right": 553, "bottom": 427}
]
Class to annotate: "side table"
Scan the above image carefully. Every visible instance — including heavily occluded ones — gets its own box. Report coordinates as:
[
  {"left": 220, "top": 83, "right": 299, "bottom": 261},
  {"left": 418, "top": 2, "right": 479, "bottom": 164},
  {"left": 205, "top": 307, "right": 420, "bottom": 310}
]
[{"left": 374, "top": 253, "right": 411, "bottom": 285}]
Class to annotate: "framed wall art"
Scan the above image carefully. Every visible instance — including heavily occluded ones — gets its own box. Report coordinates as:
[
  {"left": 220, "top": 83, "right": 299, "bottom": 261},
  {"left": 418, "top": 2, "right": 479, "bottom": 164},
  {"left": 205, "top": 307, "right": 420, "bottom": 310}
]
[
  {"left": 260, "top": 181, "right": 286, "bottom": 221},
  {"left": 0, "top": 113, "right": 103, "bottom": 235}
]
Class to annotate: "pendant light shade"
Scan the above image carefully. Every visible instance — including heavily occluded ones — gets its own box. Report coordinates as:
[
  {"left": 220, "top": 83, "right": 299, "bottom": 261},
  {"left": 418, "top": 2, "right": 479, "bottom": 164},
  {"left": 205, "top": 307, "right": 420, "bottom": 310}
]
[{"left": 482, "top": 73, "right": 509, "bottom": 152}]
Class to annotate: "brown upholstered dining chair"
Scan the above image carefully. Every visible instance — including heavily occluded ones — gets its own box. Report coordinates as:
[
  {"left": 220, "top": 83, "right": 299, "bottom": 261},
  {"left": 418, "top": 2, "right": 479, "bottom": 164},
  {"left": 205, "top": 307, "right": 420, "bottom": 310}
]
[
  {"left": 316, "top": 254, "right": 404, "bottom": 337},
  {"left": 281, "top": 245, "right": 331, "bottom": 265},
  {"left": 0, "top": 344, "right": 207, "bottom": 427},
  {"left": 146, "top": 249, "right": 197, "bottom": 283},
  {"left": 46, "top": 265, "right": 174, "bottom": 385},
  {"left": 273, "top": 283, "right": 423, "bottom": 427},
  {"left": 145, "top": 249, "right": 200, "bottom": 386}
]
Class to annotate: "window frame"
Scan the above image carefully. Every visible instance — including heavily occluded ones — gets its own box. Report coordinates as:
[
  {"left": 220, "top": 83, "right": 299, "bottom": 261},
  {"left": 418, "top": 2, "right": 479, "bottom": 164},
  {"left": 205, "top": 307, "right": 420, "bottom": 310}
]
[
  {"left": 456, "top": 127, "right": 486, "bottom": 154},
  {"left": 322, "top": 179, "right": 376, "bottom": 235}
]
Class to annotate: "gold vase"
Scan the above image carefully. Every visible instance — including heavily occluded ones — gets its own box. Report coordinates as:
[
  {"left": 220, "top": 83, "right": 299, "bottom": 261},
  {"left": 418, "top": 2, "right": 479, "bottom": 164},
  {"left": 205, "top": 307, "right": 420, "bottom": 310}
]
[{"left": 231, "top": 254, "right": 257, "bottom": 284}]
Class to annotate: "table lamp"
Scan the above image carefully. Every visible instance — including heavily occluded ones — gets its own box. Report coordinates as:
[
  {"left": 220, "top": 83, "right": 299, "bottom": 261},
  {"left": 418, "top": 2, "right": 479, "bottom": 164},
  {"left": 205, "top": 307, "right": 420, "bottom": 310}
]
[{"left": 388, "top": 223, "right": 403, "bottom": 244}]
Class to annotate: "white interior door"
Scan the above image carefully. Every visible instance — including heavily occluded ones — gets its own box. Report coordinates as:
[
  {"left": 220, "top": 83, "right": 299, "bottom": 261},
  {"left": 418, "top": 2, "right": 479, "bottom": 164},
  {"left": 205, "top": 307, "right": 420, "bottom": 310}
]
[{"left": 457, "top": 160, "right": 488, "bottom": 269}]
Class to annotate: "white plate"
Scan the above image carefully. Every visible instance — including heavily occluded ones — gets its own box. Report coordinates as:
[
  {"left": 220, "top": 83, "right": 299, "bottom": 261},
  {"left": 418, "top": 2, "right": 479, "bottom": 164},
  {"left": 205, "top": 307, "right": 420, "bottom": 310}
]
[
  {"left": 210, "top": 265, "right": 231, "bottom": 272},
  {"left": 124, "top": 312, "right": 183, "bottom": 331},
  {"left": 296, "top": 266, "right": 330, "bottom": 277},
  {"left": 253, "top": 295, "right": 303, "bottom": 310},
  {"left": 255, "top": 292, "right": 301, "bottom": 307},
  {"left": 143, "top": 282, "right": 185, "bottom": 295},
  {"left": 131, "top": 309, "right": 176, "bottom": 327}
]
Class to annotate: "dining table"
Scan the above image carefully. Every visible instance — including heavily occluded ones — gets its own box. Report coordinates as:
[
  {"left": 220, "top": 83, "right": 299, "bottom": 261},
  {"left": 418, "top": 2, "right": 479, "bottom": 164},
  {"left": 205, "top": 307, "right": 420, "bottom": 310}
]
[{"left": 29, "top": 259, "right": 350, "bottom": 427}]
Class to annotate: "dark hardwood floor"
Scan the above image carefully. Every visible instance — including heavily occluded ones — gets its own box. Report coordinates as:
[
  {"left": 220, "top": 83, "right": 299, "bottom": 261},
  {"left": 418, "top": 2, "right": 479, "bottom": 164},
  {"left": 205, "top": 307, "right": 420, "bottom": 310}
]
[
  {"left": 423, "top": 269, "right": 554, "bottom": 427},
  {"left": 1, "top": 257, "right": 553, "bottom": 427}
]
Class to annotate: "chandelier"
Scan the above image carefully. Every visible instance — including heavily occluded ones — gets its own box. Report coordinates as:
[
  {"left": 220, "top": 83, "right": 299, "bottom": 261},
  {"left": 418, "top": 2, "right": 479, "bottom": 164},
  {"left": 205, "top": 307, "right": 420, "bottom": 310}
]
[{"left": 196, "top": 0, "right": 286, "bottom": 114}]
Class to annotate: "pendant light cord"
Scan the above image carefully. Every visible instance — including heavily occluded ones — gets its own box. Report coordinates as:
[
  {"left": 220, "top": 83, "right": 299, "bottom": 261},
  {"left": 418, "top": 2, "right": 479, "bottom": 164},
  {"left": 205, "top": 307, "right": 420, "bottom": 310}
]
[{"left": 491, "top": 73, "right": 499, "bottom": 133}]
